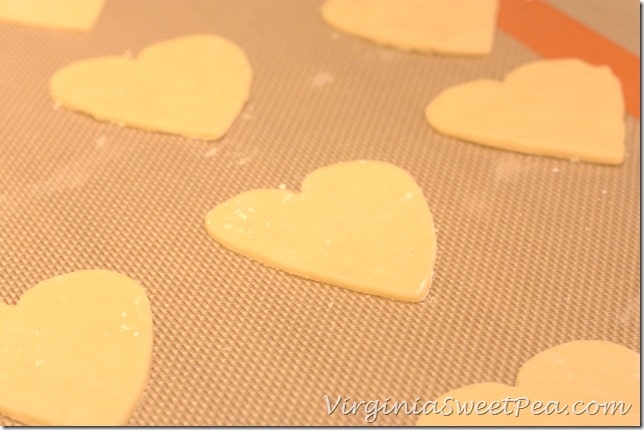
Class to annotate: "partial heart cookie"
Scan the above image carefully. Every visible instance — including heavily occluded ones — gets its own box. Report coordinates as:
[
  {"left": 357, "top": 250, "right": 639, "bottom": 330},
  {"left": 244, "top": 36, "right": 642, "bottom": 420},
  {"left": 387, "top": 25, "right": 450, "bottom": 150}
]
[
  {"left": 205, "top": 160, "right": 437, "bottom": 302},
  {"left": 0, "top": 0, "right": 104, "bottom": 31},
  {"left": 426, "top": 59, "right": 625, "bottom": 164},
  {"left": 417, "top": 340, "right": 640, "bottom": 426},
  {"left": 50, "top": 34, "right": 252, "bottom": 140},
  {"left": 321, "top": 0, "right": 499, "bottom": 55},
  {"left": 0, "top": 270, "right": 153, "bottom": 425}
]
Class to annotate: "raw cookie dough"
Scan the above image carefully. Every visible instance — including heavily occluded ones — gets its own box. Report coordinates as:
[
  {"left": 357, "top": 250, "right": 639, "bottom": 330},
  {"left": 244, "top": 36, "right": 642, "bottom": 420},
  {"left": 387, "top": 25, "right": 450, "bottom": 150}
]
[
  {"left": 0, "top": 0, "right": 104, "bottom": 31},
  {"left": 0, "top": 270, "right": 153, "bottom": 425},
  {"left": 205, "top": 160, "right": 436, "bottom": 302},
  {"left": 417, "top": 340, "right": 640, "bottom": 426},
  {"left": 50, "top": 34, "right": 252, "bottom": 140},
  {"left": 321, "top": 0, "right": 499, "bottom": 56},
  {"left": 426, "top": 59, "right": 626, "bottom": 164}
]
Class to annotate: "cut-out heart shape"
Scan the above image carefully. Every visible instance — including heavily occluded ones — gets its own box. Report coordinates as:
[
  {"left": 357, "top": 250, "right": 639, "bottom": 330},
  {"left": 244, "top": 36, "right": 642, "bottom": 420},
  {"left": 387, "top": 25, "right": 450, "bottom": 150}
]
[
  {"left": 50, "top": 34, "right": 252, "bottom": 140},
  {"left": 0, "top": 270, "right": 153, "bottom": 425},
  {"left": 417, "top": 341, "right": 640, "bottom": 426},
  {"left": 321, "top": 0, "right": 499, "bottom": 55},
  {"left": 426, "top": 59, "right": 626, "bottom": 164},
  {"left": 205, "top": 160, "right": 437, "bottom": 302},
  {"left": 0, "top": 0, "right": 104, "bottom": 31}
]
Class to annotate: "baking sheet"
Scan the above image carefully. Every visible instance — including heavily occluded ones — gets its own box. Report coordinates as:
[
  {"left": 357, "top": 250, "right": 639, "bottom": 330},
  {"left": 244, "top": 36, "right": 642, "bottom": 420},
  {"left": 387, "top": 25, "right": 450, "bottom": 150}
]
[{"left": 0, "top": 0, "right": 640, "bottom": 425}]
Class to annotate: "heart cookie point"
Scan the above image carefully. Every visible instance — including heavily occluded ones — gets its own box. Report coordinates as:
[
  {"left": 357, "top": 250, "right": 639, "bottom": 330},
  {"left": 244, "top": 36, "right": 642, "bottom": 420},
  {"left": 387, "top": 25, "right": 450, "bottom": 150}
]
[
  {"left": 0, "top": 270, "right": 153, "bottom": 426},
  {"left": 417, "top": 340, "right": 640, "bottom": 426},
  {"left": 50, "top": 34, "right": 252, "bottom": 140},
  {"left": 0, "top": 0, "right": 105, "bottom": 31},
  {"left": 426, "top": 59, "right": 626, "bottom": 165},
  {"left": 205, "top": 160, "right": 436, "bottom": 302},
  {"left": 321, "top": 0, "right": 499, "bottom": 56}
]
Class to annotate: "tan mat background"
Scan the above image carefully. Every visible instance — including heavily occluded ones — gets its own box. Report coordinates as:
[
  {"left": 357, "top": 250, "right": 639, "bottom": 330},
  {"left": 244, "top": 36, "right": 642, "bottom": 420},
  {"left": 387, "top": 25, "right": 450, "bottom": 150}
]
[{"left": 0, "top": 0, "right": 640, "bottom": 425}]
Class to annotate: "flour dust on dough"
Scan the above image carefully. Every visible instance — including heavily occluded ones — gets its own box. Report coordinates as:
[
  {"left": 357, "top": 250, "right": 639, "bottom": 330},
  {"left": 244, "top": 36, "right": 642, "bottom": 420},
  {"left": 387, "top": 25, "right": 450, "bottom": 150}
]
[
  {"left": 426, "top": 59, "right": 626, "bottom": 164},
  {"left": 0, "top": 270, "right": 153, "bottom": 425},
  {"left": 321, "top": 0, "right": 499, "bottom": 56},
  {"left": 50, "top": 34, "right": 252, "bottom": 140},
  {"left": 417, "top": 340, "right": 640, "bottom": 426},
  {"left": 0, "top": 0, "right": 104, "bottom": 31},
  {"left": 205, "top": 160, "right": 437, "bottom": 302}
]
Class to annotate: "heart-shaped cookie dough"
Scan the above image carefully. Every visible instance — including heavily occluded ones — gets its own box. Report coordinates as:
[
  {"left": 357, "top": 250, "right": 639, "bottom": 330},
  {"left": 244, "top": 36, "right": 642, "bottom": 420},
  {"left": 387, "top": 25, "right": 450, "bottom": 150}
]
[
  {"left": 0, "top": 270, "right": 153, "bottom": 425},
  {"left": 0, "top": 0, "right": 104, "bottom": 31},
  {"left": 50, "top": 34, "right": 252, "bottom": 140},
  {"left": 321, "top": 0, "right": 499, "bottom": 55},
  {"left": 417, "top": 341, "right": 640, "bottom": 426},
  {"left": 426, "top": 59, "right": 626, "bottom": 164},
  {"left": 205, "top": 160, "right": 436, "bottom": 302}
]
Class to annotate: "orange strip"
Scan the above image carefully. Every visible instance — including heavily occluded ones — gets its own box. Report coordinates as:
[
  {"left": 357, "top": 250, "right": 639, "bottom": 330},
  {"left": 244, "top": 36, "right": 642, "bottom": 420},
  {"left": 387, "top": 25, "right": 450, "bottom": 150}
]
[{"left": 498, "top": 0, "right": 640, "bottom": 118}]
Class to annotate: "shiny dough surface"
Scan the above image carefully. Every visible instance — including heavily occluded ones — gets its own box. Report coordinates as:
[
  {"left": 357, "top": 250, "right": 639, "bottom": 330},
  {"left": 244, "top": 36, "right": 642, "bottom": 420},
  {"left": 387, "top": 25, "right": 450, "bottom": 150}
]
[
  {"left": 0, "top": 270, "right": 153, "bottom": 426},
  {"left": 426, "top": 59, "right": 626, "bottom": 164},
  {"left": 205, "top": 160, "right": 436, "bottom": 302},
  {"left": 50, "top": 34, "right": 252, "bottom": 140},
  {"left": 321, "top": 0, "right": 499, "bottom": 55},
  {"left": 417, "top": 340, "right": 640, "bottom": 426},
  {"left": 0, "top": 0, "right": 104, "bottom": 31}
]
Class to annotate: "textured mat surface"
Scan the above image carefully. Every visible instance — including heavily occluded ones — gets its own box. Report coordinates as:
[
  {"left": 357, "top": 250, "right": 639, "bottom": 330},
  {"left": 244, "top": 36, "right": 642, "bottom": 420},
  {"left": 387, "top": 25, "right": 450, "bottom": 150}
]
[{"left": 0, "top": 0, "right": 640, "bottom": 425}]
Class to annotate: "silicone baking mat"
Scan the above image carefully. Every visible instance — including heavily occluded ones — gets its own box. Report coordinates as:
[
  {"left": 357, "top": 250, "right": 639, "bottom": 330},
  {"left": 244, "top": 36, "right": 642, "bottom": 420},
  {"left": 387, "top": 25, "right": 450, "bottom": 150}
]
[{"left": 0, "top": 0, "right": 639, "bottom": 425}]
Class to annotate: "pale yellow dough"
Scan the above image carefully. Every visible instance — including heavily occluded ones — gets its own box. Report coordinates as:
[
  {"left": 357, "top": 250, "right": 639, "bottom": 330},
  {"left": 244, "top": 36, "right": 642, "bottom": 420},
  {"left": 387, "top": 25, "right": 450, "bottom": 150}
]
[
  {"left": 50, "top": 35, "right": 252, "bottom": 140},
  {"left": 417, "top": 341, "right": 640, "bottom": 426},
  {"left": 321, "top": 0, "right": 499, "bottom": 56},
  {"left": 426, "top": 59, "right": 626, "bottom": 164},
  {"left": 0, "top": 270, "right": 153, "bottom": 425},
  {"left": 205, "top": 161, "right": 436, "bottom": 302},
  {"left": 0, "top": 0, "right": 104, "bottom": 31}
]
